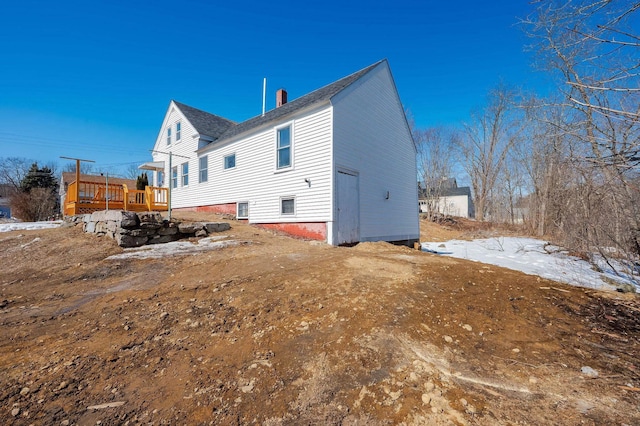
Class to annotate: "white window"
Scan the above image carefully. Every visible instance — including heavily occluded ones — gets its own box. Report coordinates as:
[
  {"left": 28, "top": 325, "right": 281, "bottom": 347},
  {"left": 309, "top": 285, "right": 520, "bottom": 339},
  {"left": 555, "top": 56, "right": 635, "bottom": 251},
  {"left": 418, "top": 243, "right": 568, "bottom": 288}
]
[
  {"left": 237, "top": 202, "right": 248, "bottom": 219},
  {"left": 199, "top": 156, "right": 208, "bottom": 183},
  {"left": 281, "top": 197, "right": 295, "bottom": 215},
  {"left": 167, "top": 127, "right": 172, "bottom": 145},
  {"left": 171, "top": 166, "right": 178, "bottom": 189},
  {"left": 176, "top": 122, "right": 181, "bottom": 141},
  {"left": 181, "top": 162, "right": 189, "bottom": 186},
  {"left": 224, "top": 153, "right": 236, "bottom": 170},
  {"left": 276, "top": 125, "right": 292, "bottom": 169}
]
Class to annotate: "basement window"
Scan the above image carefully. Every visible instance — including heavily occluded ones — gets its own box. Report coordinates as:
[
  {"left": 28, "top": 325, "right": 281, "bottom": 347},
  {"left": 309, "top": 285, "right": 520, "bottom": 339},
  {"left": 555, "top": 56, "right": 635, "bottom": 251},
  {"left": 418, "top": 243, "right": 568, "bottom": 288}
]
[
  {"left": 237, "top": 202, "right": 248, "bottom": 219},
  {"left": 281, "top": 197, "right": 295, "bottom": 215}
]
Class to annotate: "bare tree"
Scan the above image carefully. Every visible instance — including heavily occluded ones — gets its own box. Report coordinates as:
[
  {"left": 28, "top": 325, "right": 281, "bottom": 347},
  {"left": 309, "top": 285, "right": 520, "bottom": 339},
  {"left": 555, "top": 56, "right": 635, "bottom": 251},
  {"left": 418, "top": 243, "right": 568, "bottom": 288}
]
[
  {"left": 457, "top": 85, "right": 522, "bottom": 221},
  {"left": 415, "top": 126, "right": 459, "bottom": 219},
  {"left": 124, "top": 164, "right": 142, "bottom": 180},
  {"left": 0, "top": 157, "right": 32, "bottom": 190},
  {"left": 524, "top": 1, "right": 640, "bottom": 280},
  {"left": 63, "top": 162, "right": 94, "bottom": 175}
]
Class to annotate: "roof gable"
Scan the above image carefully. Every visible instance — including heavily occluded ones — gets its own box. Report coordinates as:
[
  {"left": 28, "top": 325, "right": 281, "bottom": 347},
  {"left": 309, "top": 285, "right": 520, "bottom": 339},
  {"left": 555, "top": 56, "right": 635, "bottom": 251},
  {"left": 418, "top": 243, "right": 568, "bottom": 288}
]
[{"left": 172, "top": 101, "right": 235, "bottom": 140}]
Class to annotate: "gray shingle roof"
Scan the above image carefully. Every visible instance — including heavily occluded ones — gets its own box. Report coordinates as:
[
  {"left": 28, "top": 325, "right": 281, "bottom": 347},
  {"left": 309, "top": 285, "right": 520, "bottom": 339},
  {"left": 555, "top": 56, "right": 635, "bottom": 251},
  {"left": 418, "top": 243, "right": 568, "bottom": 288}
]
[
  {"left": 174, "top": 60, "right": 384, "bottom": 147},
  {"left": 173, "top": 101, "right": 236, "bottom": 140},
  {"left": 420, "top": 186, "right": 472, "bottom": 199}
]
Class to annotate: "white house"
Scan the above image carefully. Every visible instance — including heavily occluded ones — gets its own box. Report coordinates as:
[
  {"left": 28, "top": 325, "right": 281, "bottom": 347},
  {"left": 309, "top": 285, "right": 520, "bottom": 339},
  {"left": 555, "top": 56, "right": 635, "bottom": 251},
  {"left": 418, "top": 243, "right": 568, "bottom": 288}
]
[
  {"left": 419, "top": 179, "right": 475, "bottom": 219},
  {"left": 142, "top": 60, "right": 419, "bottom": 246}
]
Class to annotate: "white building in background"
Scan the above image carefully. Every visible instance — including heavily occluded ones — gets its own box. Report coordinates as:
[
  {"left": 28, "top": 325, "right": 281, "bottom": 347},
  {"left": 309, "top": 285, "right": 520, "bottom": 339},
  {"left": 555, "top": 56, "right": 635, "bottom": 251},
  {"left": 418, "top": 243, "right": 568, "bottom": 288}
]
[
  {"left": 141, "top": 60, "right": 419, "bottom": 246},
  {"left": 419, "top": 179, "right": 475, "bottom": 219}
]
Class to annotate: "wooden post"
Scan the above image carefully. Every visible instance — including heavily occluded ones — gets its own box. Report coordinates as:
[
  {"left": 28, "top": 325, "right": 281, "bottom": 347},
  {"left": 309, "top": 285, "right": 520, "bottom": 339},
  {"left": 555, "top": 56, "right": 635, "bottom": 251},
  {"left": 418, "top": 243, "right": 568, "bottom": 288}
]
[{"left": 60, "top": 156, "right": 95, "bottom": 215}]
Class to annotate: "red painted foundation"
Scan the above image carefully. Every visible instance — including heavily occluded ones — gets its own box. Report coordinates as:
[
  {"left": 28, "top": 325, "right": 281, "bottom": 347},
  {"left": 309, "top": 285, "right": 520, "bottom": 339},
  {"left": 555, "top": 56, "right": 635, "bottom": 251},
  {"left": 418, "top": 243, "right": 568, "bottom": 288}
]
[
  {"left": 258, "top": 222, "right": 327, "bottom": 241},
  {"left": 173, "top": 203, "right": 327, "bottom": 241},
  {"left": 174, "top": 203, "right": 237, "bottom": 215}
]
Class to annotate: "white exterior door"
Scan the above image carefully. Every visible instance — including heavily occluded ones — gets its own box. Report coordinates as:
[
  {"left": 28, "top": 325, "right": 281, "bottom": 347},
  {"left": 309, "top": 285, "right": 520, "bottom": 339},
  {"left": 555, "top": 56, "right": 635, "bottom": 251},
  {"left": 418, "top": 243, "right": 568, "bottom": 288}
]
[{"left": 337, "top": 170, "right": 359, "bottom": 245}]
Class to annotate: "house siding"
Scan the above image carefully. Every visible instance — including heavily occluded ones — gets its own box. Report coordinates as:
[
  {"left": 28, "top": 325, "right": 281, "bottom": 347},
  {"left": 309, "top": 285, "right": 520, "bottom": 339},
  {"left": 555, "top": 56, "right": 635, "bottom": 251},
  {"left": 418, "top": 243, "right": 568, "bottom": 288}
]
[
  {"left": 155, "top": 103, "right": 334, "bottom": 226},
  {"left": 331, "top": 63, "right": 419, "bottom": 244}
]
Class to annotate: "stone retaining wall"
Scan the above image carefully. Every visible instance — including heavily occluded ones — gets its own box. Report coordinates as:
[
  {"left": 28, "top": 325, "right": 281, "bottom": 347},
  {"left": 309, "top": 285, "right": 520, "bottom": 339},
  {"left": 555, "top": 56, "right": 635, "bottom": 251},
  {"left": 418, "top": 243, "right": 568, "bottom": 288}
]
[{"left": 65, "top": 211, "right": 230, "bottom": 248}]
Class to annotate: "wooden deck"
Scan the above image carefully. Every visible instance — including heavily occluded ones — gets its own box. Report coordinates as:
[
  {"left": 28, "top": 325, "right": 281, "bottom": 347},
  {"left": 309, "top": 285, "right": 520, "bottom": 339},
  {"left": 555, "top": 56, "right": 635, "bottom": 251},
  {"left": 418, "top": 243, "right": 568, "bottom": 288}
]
[{"left": 64, "top": 180, "right": 168, "bottom": 216}]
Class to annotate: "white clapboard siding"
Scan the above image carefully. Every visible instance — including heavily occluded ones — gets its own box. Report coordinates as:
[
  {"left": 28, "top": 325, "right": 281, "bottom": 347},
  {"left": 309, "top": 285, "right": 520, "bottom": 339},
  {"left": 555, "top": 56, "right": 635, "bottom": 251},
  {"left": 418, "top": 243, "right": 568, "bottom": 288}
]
[
  {"left": 159, "top": 104, "right": 334, "bottom": 223},
  {"left": 331, "top": 62, "right": 419, "bottom": 242},
  {"left": 151, "top": 103, "right": 201, "bottom": 204}
]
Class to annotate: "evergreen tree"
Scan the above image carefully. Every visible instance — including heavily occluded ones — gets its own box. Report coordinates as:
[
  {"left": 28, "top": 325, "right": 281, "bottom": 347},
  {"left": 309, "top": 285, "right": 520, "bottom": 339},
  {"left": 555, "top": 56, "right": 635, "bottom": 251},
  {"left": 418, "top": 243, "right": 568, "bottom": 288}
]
[
  {"left": 20, "top": 163, "right": 58, "bottom": 192},
  {"left": 136, "top": 173, "right": 149, "bottom": 190},
  {"left": 14, "top": 163, "right": 59, "bottom": 221}
]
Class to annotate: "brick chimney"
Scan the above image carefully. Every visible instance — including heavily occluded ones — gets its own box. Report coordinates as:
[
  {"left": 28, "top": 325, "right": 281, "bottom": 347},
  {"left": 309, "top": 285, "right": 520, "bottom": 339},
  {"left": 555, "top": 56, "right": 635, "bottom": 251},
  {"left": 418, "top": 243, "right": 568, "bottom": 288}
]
[{"left": 276, "top": 89, "right": 288, "bottom": 107}]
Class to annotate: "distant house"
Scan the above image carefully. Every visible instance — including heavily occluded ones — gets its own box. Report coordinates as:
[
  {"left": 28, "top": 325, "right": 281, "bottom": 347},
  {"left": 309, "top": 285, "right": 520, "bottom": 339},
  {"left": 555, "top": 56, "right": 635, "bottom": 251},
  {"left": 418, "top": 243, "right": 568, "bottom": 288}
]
[
  {"left": 0, "top": 184, "right": 14, "bottom": 218},
  {"left": 419, "top": 178, "right": 475, "bottom": 219},
  {"left": 141, "top": 59, "right": 419, "bottom": 246}
]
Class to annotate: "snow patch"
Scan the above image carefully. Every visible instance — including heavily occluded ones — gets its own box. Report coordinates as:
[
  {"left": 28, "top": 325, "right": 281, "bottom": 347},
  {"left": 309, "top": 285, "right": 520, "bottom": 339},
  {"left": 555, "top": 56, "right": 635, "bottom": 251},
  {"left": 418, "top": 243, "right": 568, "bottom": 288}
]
[
  {"left": 106, "top": 236, "right": 243, "bottom": 260},
  {"left": 0, "top": 221, "right": 63, "bottom": 233},
  {"left": 422, "top": 237, "right": 637, "bottom": 292}
]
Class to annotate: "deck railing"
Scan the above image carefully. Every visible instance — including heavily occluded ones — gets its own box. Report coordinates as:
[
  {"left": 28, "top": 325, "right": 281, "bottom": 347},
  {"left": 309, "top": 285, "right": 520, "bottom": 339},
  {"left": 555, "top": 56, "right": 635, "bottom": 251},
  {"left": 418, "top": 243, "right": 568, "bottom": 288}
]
[{"left": 64, "top": 181, "right": 168, "bottom": 215}]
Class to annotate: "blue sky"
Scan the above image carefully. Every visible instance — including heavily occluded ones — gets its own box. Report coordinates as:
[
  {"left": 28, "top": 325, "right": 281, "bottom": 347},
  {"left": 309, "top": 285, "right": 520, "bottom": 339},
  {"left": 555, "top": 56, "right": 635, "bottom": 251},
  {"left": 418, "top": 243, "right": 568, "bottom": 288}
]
[{"left": 0, "top": 0, "right": 548, "bottom": 176}]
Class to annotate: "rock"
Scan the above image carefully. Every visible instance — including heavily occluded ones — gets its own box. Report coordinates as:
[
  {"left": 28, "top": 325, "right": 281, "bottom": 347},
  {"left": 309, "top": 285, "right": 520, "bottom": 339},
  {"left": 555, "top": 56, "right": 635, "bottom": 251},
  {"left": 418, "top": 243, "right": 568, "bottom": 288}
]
[
  {"left": 115, "top": 233, "right": 148, "bottom": 248},
  {"left": 204, "top": 222, "right": 231, "bottom": 233},
  {"left": 119, "top": 211, "right": 140, "bottom": 229},
  {"left": 195, "top": 229, "right": 208, "bottom": 238},
  {"left": 512, "top": 348, "right": 520, "bottom": 353},
  {"left": 87, "top": 401, "right": 126, "bottom": 410},
  {"left": 138, "top": 212, "right": 164, "bottom": 229},
  {"left": 581, "top": 366, "right": 599, "bottom": 378},
  {"left": 119, "top": 227, "right": 156, "bottom": 237},
  {"left": 425, "top": 381, "right": 435, "bottom": 392},
  {"left": 443, "top": 335, "right": 453, "bottom": 343},
  {"left": 61, "top": 420, "right": 70, "bottom": 426},
  {"left": 158, "top": 223, "right": 179, "bottom": 236},
  {"left": 462, "top": 324, "right": 472, "bottom": 331},
  {"left": 58, "top": 381, "right": 68, "bottom": 390},
  {"left": 421, "top": 393, "right": 431, "bottom": 405},
  {"left": 20, "top": 387, "right": 29, "bottom": 396},
  {"left": 84, "top": 221, "right": 96, "bottom": 233},
  {"left": 389, "top": 390, "right": 402, "bottom": 401},
  {"left": 147, "top": 234, "right": 180, "bottom": 244},
  {"left": 241, "top": 379, "right": 255, "bottom": 393},
  {"left": 11, "top": 408, "right": 19, "bottom": 416},
  {"left": 178, "top": 222, "right": 204, "bottom": 234},
  {"left": 616, "top": 283, "right": 636, "bottom": 293}
]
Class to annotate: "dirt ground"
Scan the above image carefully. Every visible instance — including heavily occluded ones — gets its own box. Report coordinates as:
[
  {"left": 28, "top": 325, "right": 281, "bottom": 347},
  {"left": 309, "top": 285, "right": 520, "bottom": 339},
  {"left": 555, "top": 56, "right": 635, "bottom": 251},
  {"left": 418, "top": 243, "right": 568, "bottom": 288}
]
[{"left": 1, "top": 214, "right": 639, "bottom": 425}]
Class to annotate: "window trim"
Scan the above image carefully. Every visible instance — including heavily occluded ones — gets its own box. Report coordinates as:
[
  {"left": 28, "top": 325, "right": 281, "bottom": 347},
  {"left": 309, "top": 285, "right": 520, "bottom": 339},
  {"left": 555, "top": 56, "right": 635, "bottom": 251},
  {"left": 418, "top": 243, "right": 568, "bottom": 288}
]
[
  {"left": 237, "top": 202, "right": 249, "bottom": 219},
  {"left": 181, "top": 162, "right": 189, "bottom": 187},
  {"left": 275, "top": 122, "right": 294, "bottom": 171},
  {"left": 224, "top": 153, "right": 236, "bottom": 170},
  {"left": 199, "top": 156, "right": 208, "bottom": 183},
  {"left": 176, "top": 121, "right": 181, "bottom": 142},
  {"left": 280, "top": 196, "right": 296, "bottom": 216},
  {"left": 171, "top": 166, "right": 178, "bottom": 189}
]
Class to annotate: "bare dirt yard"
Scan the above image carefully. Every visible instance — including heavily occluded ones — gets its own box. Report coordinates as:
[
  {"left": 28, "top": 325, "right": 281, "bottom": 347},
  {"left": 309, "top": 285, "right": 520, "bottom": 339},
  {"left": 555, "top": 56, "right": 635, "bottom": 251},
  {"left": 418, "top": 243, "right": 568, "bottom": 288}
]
[{"left": 1, "top": 214, "right": 639, "bottom": 425}]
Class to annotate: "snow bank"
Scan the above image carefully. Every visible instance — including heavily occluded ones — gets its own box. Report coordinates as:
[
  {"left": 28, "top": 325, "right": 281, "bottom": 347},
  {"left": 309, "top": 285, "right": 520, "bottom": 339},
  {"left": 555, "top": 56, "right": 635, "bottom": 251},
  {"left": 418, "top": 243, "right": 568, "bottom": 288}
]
[
  {"left": 0, "top": 221, "right": 63, "bottom": 233},
  {"left": 422, "top": 237, "right": 637, "bottom": 291}
]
